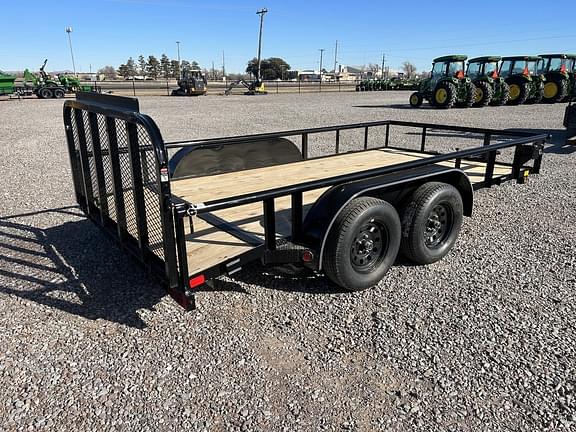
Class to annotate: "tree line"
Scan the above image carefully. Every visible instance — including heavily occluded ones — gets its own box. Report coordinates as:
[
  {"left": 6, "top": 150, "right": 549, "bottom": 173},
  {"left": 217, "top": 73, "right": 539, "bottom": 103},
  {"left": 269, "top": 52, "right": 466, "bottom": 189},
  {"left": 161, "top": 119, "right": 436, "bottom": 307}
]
[{"left": 110, "top": 55, "right": 200, "bottom": 80}]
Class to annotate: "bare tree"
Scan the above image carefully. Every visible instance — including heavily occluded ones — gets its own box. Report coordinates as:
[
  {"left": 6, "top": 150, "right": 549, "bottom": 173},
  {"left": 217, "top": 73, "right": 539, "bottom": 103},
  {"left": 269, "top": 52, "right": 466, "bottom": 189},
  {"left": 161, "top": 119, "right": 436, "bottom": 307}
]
[
  {"left": 402, "top": 61, "right": 417, "bottom": 78},
  {"left": 98, "top": 66, "right": 117, "bottom": 80}
]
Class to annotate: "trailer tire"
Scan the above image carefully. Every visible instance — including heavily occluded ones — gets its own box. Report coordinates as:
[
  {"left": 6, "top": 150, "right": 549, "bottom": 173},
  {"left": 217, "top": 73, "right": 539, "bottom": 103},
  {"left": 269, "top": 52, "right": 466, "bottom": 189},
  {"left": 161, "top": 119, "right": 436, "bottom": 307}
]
[
  {"left": 400, "top": 182, "right": 463, "bottom": 265},
  {"left": 38, "top": 88, "right": 53, "bottom": 99},
  {"left": 53, "top": 88, "right": 65, "bottom": 99},
  {"left": 323, "top": 197, "right": 401, "bottom": 292}
]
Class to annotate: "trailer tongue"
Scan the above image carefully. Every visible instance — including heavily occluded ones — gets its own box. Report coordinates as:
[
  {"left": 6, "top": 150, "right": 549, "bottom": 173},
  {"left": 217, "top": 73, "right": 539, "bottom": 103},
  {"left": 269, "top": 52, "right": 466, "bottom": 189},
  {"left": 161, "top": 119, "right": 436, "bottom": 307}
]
[{"left": 64, "top": 92, "right": 546, "bottom": 310}]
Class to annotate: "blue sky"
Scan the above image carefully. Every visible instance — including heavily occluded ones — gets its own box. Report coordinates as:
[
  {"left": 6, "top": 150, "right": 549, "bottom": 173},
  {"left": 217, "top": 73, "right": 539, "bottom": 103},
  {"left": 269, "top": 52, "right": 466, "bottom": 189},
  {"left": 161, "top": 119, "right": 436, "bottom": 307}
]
[{"left": 1, "top": 0, "right": 576, "bottom": 74}]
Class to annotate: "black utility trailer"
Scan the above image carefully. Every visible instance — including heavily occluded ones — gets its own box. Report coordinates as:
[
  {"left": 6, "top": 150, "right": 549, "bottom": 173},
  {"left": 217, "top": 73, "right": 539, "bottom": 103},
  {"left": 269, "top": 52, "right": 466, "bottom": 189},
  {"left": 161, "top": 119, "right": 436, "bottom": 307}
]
[{"left": 64, "top": 93, "right": 546, "bottom": 310}]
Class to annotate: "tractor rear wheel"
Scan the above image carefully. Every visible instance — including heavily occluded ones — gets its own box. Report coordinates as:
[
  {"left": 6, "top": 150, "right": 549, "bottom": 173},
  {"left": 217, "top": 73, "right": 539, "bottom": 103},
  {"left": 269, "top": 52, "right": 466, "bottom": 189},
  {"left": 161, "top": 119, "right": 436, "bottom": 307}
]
[
  {"left": 543, "top": 77, "right": 568, "bottom": 103},
  {"left": 473, "top": 81, "right": 493, "bottom": 107},
  {"left": 433, "top": 82, "right": 457, "bottom": 109},
  {"left": 528, "top": 83, "right": 544, "bottom": 104},
  {"left": 463, "top": 82, "right": 477, "bottom": 108},
  {"left": 507, "top": 80, "right": 529, "bottom": 105},
  {"left": 409, "top": 92, "right": 423, "bottom": 107},
  {"left": 491, "top": 81, "right": 510, "bottom": 106}
]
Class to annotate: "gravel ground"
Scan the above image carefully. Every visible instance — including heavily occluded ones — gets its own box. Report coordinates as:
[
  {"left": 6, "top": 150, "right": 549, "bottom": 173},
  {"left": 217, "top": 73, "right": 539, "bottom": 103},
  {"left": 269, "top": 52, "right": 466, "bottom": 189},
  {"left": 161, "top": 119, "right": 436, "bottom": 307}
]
[{"left": 0, "top": 91, "right": 574, "bottom": 431}]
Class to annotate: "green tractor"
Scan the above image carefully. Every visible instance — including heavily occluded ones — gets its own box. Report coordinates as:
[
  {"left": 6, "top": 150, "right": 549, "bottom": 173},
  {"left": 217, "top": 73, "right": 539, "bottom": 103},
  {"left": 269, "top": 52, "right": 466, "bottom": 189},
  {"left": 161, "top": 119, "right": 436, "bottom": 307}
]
[
  {"left": 409, "top": 55, "right": 476, "bottom": 109},
  {"left": 499, "top": 56, "right": 545, "bottom": 105},
  {"left": 538, "top": 54, "right": 576, "bottom": 103},
  {"left": 0, "top": 70, "right": 16, "bottom": 96},
  {"left": 23, "top": 59, "right": 90, "bottom": 99},
  {"left": 465, "top": 56, "right": 510, "bottom": 107}
]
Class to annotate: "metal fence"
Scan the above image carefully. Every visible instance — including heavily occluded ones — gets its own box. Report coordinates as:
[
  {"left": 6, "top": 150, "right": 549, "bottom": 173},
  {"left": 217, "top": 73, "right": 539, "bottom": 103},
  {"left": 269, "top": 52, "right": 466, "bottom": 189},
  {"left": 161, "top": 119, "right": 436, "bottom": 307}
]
[{"left": 79, "top": 79, "right": 365, "bottom": 96}]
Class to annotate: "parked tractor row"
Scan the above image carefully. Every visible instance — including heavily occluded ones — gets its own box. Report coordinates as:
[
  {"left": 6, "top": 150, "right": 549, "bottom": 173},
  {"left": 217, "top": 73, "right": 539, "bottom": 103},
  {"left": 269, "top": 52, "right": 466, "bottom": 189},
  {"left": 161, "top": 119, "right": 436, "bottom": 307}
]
[
  {"left": 0, "top": 60, "right": 92, "bottom": 99},
  {"left": 410, "top": 54, "right": 576, "bottom": 109},
  {"left": 356, "top": 77, "right": 420, "bottom": 92}
]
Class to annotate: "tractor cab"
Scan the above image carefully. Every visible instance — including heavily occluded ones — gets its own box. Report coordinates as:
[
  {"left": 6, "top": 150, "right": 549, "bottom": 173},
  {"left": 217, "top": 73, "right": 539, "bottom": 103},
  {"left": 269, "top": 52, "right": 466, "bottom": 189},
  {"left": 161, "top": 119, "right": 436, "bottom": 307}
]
[
  {"left": 430, "top": 55, "right": 467, "bottom": 83},
  {"left": 466, "top": 56, "right": 501, "bottom": 80},
  {"left": 538, "top": 54, "right": 576, "bottom": 102},
  {"left": 465, "top": 56, "right": 509, "bottom": 106},
  {"left": 499, "top": 56, "right": 545, "bottom": 105},
  {"left": 409, "top": 55, "right": 476, "bottom": 109}
]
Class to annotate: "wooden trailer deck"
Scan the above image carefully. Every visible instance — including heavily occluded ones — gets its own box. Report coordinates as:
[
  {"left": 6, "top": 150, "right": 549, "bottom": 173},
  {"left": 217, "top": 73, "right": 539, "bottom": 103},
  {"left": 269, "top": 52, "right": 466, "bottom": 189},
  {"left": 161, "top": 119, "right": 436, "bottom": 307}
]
[{"left": 170, "top": 148, "right": 513, "bottom": 276}]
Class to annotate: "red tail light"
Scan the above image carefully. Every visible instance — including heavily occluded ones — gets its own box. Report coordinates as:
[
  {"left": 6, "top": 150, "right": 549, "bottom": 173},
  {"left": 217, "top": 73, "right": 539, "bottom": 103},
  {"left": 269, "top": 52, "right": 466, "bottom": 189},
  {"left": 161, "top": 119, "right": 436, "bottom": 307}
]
[
  {"left": 189, "top": 274, "right": 206, "bottom": 288},
  {"left": 302, "top": 250, "right": 314, "bottom": 263}
]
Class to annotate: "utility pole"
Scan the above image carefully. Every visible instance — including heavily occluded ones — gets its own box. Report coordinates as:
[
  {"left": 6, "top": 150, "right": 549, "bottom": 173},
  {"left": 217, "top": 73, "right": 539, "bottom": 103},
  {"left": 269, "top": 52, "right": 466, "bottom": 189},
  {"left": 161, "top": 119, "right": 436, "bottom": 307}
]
[
  {"left": 65, "top": 27, "right": 76, "bottom": 76},
  {"left": 222, "top": 50, "right": 226, "bottom": 81},
  {"left": 381, "top": 52, "right": 386, "bottom": 78},
  {"left": 256, "top": 8, "right": 268, "bottom": 83},
  {"left": 319, "top": 48, "right": 325, "bottom": 91},
  {"left": 176, "top": 41, "right": 181, "bottom": 64},
  {"left": 333, "top": 40, "right": 338, "bottom": 76},
  {"left": 212, "top": 61, "right": 215, "bottom": 80}
]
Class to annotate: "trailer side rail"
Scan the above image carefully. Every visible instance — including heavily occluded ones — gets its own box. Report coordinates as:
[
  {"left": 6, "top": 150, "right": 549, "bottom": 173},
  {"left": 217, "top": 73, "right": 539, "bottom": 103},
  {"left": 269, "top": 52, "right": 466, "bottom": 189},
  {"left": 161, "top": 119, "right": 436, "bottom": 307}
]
[{"left": 64, "top": 93, "right": 547, "bottom": 310}]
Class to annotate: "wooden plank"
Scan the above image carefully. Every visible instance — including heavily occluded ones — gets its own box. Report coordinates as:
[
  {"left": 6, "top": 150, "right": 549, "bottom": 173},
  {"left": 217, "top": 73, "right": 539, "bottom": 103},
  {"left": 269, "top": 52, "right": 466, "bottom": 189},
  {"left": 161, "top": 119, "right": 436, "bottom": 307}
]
[
  {"left": 171, "top": 148, "right": 512, "bottom": 205},
  {"left": 178, "top": 148, "right": 513, "bottom": 275}
]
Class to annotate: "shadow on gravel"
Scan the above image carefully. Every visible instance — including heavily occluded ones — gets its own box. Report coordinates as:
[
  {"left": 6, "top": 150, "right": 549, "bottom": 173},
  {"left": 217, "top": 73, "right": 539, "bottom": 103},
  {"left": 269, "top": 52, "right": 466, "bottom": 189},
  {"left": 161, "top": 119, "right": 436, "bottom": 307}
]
[
  {"left": 222, "top": 262, "right": 349, "bottom": 295},
  {"left": 0, "top": 208, "right": 163, "bottom": 328}
]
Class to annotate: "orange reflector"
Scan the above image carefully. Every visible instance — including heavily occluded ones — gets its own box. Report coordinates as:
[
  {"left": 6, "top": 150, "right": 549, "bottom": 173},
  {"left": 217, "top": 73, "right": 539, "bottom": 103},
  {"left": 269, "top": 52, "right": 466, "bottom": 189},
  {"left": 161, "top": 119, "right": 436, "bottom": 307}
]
[
  {"left": 189, "top": 274, "right": 205, "bottom": 288},
  {"left": 523, "top": 66, "right": 529, "bottom": 76},
  {"left": 302, "top": 250, "right": 314, "bottom": 263},
  {"left": 561, "top": 64, "right": 567, "bottom": 73},
  {"left": 455, "top": 70, "right": 464, "bottom": 79}
]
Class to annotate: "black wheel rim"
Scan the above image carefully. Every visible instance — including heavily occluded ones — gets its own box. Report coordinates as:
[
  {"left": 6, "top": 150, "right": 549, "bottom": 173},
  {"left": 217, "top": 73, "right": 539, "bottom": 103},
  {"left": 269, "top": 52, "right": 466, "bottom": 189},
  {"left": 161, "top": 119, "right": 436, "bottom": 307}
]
[
  {"left": 424, "top": 203, "right": 453, "bottom": 248},
  {"left": 350, "top": 218, "right": 388, "bottom": 273}
]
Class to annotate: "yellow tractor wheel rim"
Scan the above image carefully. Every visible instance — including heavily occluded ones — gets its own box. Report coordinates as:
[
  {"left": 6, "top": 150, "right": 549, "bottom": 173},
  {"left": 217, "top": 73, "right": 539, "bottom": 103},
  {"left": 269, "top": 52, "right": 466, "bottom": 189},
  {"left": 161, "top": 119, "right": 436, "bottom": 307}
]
[
  {"left": 543, "top": 82, "right": 558, "bottom": 99},
  {"left": 475, "top": 88, "right": 484, "bottom": 103},
  {"left": 410, "top": 94, "right": 419, "bottom": 105},
  {"left": 435, "top": 88, "right": 448, "bottom": 104},
  {"left": 509, "top": 84, "right": 521, "bottom": 100}
]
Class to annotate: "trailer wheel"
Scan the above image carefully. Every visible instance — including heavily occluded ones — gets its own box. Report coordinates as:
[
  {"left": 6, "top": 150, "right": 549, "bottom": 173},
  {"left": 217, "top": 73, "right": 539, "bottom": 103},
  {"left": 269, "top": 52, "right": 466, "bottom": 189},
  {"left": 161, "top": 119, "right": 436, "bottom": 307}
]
[
  {"left": 53, "top": 88, "right": 65, "bottom": 99},
  {"left": 400, "top": 182, "right": 463, "bottom": 265},
  {"left": 38, "top": 88, "right": 53, "bottom": 99},
  {"left": 323, "top": 197, "right": 401, "bottom": 291}
]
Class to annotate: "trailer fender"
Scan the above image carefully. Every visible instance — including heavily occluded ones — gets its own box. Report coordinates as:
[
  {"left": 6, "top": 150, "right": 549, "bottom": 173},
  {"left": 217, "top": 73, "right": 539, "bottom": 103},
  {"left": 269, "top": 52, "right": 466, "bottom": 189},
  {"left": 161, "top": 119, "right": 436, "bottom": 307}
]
[
  {"left": 169, "top": 138, "right": 302, "bottom": 179},
  {"left": 300, "top": 167, "right": 473, "bottom": 270}
]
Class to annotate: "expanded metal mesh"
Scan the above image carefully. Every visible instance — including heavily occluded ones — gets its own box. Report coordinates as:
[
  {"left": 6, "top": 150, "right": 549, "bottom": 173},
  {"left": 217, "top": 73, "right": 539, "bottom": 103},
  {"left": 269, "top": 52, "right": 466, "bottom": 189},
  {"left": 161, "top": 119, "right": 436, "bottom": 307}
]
[{"left": 68, "top": 108, "right": 166, "bottom": 262}]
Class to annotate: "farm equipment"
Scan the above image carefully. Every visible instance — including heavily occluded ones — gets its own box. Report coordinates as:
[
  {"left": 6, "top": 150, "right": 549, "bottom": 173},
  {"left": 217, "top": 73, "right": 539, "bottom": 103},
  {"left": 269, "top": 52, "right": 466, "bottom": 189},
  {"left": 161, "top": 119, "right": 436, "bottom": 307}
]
[
  {"left": 499, "top": 56, "right": 545, "bottom": 105},
  {"left": 224, "top": 79, "right": 267, "bottom": 95},
  {"left": 63, "top": 92, "right": 546, "bottom": 310},
  {"left": 409, "top": 55, "right": 476, "bottom": 109},
  {"left": 0, "top": 70, "right": 16, "bottom": 96},
  {"left": 538, "top": 54, "right": 576, "bottom": 103},
  {"left": 466, "top": 56, "right": 510, "bottom": 106},
  {"left": 171, "top": 68, "right": 207, "bottom": 96},
  {"left": 20, "top": 59, "right": 91, "bottom": 99}
]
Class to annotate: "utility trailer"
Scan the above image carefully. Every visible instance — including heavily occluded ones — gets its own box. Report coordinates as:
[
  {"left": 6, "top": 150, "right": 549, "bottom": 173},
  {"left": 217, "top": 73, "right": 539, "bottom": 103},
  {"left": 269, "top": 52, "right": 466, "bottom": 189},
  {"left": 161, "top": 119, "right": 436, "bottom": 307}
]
[{"left": 64, "top": 93, "right": 546, "bottom": 310}]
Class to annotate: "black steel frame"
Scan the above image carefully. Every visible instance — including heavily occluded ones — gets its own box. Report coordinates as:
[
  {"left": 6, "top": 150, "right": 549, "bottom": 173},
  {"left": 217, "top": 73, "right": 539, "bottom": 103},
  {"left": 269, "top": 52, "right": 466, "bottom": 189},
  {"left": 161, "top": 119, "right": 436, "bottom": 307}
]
[{"left": 64, "top": 93, "right": 547, "bottom": 311}]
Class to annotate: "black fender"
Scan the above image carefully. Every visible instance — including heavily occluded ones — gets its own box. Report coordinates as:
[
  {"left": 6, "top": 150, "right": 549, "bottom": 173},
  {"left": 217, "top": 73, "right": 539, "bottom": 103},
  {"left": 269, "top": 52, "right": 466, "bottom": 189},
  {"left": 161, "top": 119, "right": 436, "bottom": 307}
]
[{"left": 300, "top": 166, "right": 473, "bottom": 270}]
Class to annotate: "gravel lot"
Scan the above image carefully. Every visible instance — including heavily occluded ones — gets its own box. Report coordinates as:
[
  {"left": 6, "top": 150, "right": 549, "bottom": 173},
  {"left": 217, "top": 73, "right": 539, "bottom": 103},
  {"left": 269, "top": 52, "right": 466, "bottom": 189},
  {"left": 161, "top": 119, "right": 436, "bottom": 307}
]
[{"left": 0, "top": 91, "right": 574, "bottom": 431}]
